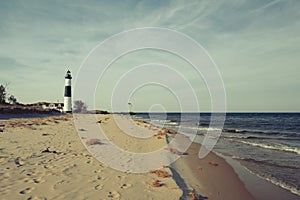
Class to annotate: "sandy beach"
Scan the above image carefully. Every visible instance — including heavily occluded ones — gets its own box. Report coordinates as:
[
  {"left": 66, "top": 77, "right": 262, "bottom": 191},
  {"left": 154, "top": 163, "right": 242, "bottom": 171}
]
[{"left": 0, "top": 114, "right": 254, "bottom": 200}]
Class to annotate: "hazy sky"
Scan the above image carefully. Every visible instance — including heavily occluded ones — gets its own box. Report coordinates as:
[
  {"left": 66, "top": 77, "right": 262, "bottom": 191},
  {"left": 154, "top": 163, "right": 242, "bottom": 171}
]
[{"left": 0, "top": 0, "right": 299, "bottom": 112}]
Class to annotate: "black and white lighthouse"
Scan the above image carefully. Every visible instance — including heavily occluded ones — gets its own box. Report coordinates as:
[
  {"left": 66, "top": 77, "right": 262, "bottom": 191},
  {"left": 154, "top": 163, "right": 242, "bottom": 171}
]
[{"left": 64, "top": 70, "right": 72, "bottom": 113}]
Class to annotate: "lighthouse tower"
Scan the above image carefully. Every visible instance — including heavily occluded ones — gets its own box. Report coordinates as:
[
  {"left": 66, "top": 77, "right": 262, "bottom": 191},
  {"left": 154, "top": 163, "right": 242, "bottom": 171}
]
[{"left": 63, "top": 70, "right": 72, "bottom": 113}]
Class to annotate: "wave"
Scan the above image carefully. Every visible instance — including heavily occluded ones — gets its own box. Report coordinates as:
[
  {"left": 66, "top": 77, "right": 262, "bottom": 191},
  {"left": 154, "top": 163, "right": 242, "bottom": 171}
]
[
  {"left": 237, "top": 140, "right": 300, "bottom": 155},
  {"left": 245, "top": 167, "right": 300, "bottom": 197},
  {"left": 199, "top": 127, "right": 223, "bottom": 131},
  {"left": 221, "top": 134, "right": 276, "bottom": 140},
  {"left": 223, "top": 129, "right": 248, "bottom": 133},
  {"left": 178, "top": 126, "right": 222, "bottom": 132},
  {"left": 264, "top": 177, "right": 300, "bottom": 197},
  {"left": 231, "top": 157, "right": 300, "bottom": 196},
  {"left": 223, "top": 128, "right": 300, "bottom": 138},
  {"left": 164, "top": 121, "right": 178, "bottom": 125},
  {"left": 244, "top": 136, "right": 300, "bottom": 141},
  {"left": 233, "top": 157, "right": 300, "bottom": 170},
  {"left": 244, "top": 136, "right": 273, "bottom": 140},
  {"left": 223, "top": 128, "right": 281, "bottom": 135}
]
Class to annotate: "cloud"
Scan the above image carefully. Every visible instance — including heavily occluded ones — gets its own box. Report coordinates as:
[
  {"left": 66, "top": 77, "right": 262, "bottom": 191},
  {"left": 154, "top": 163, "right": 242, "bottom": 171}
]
[
  {"left": 0, "top": 56, "right": 27, "bottom": 69},
  {"left": 249, "top": 0, "right": 281, "bottom": 14}
]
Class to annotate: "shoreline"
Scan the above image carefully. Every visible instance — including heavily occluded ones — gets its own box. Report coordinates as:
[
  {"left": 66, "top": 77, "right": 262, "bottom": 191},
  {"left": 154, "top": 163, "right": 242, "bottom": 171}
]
[
  {"left": 134, "top": 116, "right": 254, "bottom": 199},
  {"left": 171, "top": 142, "right": 255, "bottom": 200},
  {"left": 1, "top": 113, "right": 298, "bottom": 199},
  {"left": 217, "top": 152, "right": 300, "bottom": 200},
  {"left": 134, "top": 115, "right": 300, "bottom": 200}
]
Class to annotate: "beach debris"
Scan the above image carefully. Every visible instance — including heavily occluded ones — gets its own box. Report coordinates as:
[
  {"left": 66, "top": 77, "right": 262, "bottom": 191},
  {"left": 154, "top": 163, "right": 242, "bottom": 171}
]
[
  {"left": 208, "top": 161, "right": 219, "bottom": 166},
  {"left": 150, "top": 179, "right": 163, "bottom": 187},
  {"left": 155, "top": 131, "right": 165, "bottom": 137},
  {"left": 164, "top": 128, "right": 177, "bottom": 134},
  {"left": 189, "top": 190, "right": 199, "bottom": 200},
  {"left": 4, "top": 115, "right": 72, "bottom": 129},
  {"left": 154, "top": 130, "right": 168, "bottom": 139},
  {"left": 41, "top": 147, "right": 60, "bottom": 154},
  {"left": 85, "top": 138, "right": 104, "bottom": 146},
  {"left": 164, "top": 147, "right": 188, "bottom": 155},
  {"left": 154, "top": 128, "right": 177, "bottom": 139},
  {"left": 149, "top": 170, "right": 171, "bottom": 178},
  {"left": 162, "top": 128, "right": 171, "bottom": 134}
]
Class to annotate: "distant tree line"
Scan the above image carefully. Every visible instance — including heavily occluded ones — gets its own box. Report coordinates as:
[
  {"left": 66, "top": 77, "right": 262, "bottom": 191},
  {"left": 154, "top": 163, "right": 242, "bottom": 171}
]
[
  {"left": 73, "top": 100, "right": 87, "bottom": 113},
  {"left": 0, "top": 84, "right": 18, "bottom": 105}
]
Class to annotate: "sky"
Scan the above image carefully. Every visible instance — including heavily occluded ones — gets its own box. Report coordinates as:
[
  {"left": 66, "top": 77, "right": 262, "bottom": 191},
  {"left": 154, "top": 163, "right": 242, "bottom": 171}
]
[{"left": 0, "top": 0, "right": 299, "bottom": 112}]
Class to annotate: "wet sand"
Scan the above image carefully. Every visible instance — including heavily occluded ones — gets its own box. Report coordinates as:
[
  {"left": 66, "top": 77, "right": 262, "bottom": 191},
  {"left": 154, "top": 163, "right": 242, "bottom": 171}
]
[{"left": 171, "top": 142, "right": 255, "bottom": 200}]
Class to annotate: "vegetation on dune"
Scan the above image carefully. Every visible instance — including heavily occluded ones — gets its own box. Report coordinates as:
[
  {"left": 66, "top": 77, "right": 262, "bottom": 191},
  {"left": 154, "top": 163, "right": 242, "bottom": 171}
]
[{"left": 0, "top": 83, "right": 18, "bottom": 105}]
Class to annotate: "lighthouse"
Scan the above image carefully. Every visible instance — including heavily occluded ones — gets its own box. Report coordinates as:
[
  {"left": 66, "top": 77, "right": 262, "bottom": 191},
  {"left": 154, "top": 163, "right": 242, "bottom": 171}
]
[{"left": 63, "top": 70, "right": 72, "bottom": 113}]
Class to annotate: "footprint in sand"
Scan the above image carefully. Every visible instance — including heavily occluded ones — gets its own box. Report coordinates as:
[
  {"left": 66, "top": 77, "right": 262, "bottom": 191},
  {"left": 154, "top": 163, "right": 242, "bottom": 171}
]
[
  {"left": 14, "top": 157, "right": 25, "bottom": 167},
  {"left": 33, "top": 177, "right": 44, "bottom": 184},
  {"left": 53, "top": 180, "right": 67, "bottom": 190},
  {"left": 86, "top": 158, "right": 93, "bottom": 164},
  {"left": 108, "top": 191, "right": 120, "bottom": 199},
  {"left": 116, "top": 175, "right": 125, "bottom": 181},
  {"left": 3, "top": 172, "right": 10, "bottom": 179},
  {"left": 43, "top": 164, "right": 54, "bottom": 169},
  {"left": 94, "top": 184, "right": 103, "bottom": 190},
  {"left": 19, "top": 187, "right": 34, "bottom": 195},
  {"left": 120, "top": 183, "right": 132, "bottom": 189},
  {"left": 27, "top": 195, "right": 47, "bottom": 200}
]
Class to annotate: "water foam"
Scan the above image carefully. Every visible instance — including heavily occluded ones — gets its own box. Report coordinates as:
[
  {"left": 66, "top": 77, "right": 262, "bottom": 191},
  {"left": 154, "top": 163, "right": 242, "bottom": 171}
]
[{"left": 238, "top": 140, "right": 300, "bottom": 155}]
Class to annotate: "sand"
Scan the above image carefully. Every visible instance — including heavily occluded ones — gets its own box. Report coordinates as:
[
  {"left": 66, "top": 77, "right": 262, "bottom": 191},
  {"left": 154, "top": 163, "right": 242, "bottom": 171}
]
[
  {"left": 171, "top": 142, "right": 255, "bottom": 200},
  {"left": 0, "top": 114, "right": 254, "bottom": 200}
]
